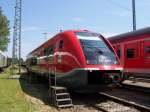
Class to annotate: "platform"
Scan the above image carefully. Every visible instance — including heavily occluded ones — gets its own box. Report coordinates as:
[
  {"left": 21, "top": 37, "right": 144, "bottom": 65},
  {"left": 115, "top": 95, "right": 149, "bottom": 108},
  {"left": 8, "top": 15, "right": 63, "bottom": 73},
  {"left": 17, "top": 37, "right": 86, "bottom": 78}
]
[{"left": 122, "top": 80, "right": 150, "bottom": 88}]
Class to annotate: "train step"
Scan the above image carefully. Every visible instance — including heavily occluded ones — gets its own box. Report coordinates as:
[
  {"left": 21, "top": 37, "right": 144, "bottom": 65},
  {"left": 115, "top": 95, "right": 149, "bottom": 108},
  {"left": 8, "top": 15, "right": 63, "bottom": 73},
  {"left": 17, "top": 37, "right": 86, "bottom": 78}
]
[
  {"left": 49, "top": 86, "right": 73, "bottom": 108},
  {"left": 56, "top": 93, "right": 70, "bottom": 99},
  {"left": 58, "top": 104, "right": 73, "bottom": 108},
  {"left": 57, "top": 98, "right": 71, "bottom": 102},
  {"left": 56, "top": 93, "right": 69, "bottom": 96}
]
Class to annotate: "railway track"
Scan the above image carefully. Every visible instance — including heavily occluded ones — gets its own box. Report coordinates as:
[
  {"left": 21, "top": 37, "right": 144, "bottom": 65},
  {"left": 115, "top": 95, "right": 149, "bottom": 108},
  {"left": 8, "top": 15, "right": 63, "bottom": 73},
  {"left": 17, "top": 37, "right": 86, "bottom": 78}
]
[
  {"left": 85, "top": 91, "right": 149, "bottom": 112},
  {"left": 121, "top": 83, "right": 150, "bottom": 94},
  {"left": 97, "top": 92, "right": 150, "bottom": 112},
  {"left": 71, "top": 89, "right": 150, "bottom": 112},
  {"left": 77, "top": 85, "right": 150, "bottom": 112},
  {"left": 89, "top": 104, "right": 110, "bottom": 112},
  {"left": 89, "top": 103, "right": 137, "bottom": 112}
]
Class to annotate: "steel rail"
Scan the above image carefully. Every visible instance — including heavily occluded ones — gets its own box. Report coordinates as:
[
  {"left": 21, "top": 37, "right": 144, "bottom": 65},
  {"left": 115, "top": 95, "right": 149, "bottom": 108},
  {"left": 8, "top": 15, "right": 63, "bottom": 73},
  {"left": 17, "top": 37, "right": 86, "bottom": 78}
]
[
  {"left": 121, "top": 83, "right": 150, "bottom": 94},
  {"left": 87, "top": 104, "right": 109, "bottom": 112}
]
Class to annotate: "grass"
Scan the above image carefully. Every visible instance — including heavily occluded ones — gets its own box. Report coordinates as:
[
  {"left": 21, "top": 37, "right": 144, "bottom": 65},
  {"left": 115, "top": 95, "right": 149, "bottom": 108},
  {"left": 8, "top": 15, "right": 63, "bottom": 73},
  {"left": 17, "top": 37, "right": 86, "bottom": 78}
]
[{"left": 0, "top": 68, "right": 37, "bottom": 112}]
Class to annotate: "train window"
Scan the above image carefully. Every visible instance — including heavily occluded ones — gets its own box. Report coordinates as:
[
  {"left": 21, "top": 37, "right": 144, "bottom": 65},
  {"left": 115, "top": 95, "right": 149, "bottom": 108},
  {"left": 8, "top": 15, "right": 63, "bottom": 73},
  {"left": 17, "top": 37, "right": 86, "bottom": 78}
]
[
  {"left": 59, "top": 40, "right": 64, "bottom": 49},
  {"left": 76, "top": 32, "right": 119, "bottom": 65},
  {"left": 145, "top": 46, "right": 150, "bottom": 54},
  {"left": 126, "top": 48, "right": 135, "bottom": 58},
  {"left": 31, "top": 57, "right": 37, "bottom": 65},
  {"left": 117, "top": 49, "right": 121, "bottom": 58},
  {"left": 44, "top": 45, "right": 53, "bottom": 55}
]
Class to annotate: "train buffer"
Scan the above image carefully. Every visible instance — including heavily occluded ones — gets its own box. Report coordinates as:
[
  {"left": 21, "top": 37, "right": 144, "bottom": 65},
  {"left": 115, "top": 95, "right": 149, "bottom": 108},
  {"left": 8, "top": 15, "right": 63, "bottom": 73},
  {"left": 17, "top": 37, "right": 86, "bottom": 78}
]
[{"left": 49, "top": 86, "right": 73, "bottom": 108}]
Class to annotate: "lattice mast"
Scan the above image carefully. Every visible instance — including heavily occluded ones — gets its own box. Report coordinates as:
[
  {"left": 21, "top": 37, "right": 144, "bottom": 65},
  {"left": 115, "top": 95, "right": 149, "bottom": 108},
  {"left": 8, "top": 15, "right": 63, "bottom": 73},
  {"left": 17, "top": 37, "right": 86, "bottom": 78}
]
[{"left": 12, "top": 0, "right": 22, "bottom": 74}]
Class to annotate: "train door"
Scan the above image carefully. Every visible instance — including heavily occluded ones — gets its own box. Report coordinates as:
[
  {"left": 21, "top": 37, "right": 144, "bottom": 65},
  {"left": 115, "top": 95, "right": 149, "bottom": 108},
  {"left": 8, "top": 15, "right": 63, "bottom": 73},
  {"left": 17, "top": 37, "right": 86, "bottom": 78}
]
[
  {"left": 54, "top": 39, "right": 64, "bottom": 73},
  {"left": 142, "top": 40, "right": 150, "bottom": 67},
  {"left": 54, "top": 39, "right": 64, "bottom": 64},
  {"left": 44, "top": 45, "right": 55, "bottom": 71}
]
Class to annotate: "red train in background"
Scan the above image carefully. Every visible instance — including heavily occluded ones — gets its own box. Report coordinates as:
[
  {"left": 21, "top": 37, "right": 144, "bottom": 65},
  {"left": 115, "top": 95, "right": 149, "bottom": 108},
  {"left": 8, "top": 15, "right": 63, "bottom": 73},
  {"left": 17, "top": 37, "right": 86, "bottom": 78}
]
[
  {"left": 109, "top": 27, "right": 150, "bottom": 78},
  {"left": 26, "top": 30, "right": 123, "bottom": 92}
]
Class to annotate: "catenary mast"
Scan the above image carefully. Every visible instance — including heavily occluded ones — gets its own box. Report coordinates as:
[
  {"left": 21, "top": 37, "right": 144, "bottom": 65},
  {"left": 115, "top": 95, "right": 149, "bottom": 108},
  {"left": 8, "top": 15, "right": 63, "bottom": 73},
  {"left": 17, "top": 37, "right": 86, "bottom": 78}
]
[
  {"left": 12, "top": 0, "right": 22, "bottom": 74},
  {"left": 132, "top": 0, "right": 136, "bottom": 31}
]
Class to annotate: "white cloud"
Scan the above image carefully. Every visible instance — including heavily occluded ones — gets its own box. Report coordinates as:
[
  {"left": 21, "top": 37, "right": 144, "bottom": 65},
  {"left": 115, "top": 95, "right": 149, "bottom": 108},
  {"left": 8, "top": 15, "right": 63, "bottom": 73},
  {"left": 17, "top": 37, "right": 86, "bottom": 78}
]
[
  {"left": 73, "top": 17, "right": 85, "bottom": 22},
  {"left": 22, "top": 26, "right": 47, "bottom": 32},
  {"left": 113, "top": 10, "right": 131, "bottom": 17}
]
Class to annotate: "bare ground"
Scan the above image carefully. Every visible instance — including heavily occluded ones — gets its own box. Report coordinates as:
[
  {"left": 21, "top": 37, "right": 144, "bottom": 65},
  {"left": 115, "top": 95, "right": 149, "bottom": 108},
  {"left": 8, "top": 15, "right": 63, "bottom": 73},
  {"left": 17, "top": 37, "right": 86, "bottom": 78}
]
[
  {"left": 19, "top": 76, "right": 99, "bottom": 112},
  {"left": 19, "top": 72, "right": 148, "bottom": 112}
]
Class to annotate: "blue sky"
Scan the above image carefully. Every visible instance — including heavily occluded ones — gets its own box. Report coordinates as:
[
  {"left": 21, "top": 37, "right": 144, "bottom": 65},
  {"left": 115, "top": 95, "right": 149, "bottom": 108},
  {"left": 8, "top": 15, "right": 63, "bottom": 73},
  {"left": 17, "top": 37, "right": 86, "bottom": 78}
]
[{"left": 0, "top": 0, "right": 150, "bottom": 59}]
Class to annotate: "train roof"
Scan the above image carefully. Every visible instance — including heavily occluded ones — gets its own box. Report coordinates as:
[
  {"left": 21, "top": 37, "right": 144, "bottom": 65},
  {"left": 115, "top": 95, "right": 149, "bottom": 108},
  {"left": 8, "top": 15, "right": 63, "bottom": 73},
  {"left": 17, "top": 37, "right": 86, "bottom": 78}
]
[
  {"left": 28, "top": 29, "right": 99, "bottom": 56},
  {"left": 109, "top": 27, "right": 150, "bottom": 41}
]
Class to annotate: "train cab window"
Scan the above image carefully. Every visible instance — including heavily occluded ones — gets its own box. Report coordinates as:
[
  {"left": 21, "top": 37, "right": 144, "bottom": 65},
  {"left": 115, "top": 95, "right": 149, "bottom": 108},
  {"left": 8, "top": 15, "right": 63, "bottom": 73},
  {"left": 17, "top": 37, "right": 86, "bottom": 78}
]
[
  {"left": 59, "top": 40, "right": 64, "bottom": 49},
  {"left": 126, "top": 48, "right": 135, "bottom": 58},
  {"left": 117, "top": 49, "right": 121, "bottom": 58},
  {"left": 145, "top": 46, "right": 150, "bottom": 54},
  {"left": 75, "top": 32, "right": 119, "bottom": 65}
]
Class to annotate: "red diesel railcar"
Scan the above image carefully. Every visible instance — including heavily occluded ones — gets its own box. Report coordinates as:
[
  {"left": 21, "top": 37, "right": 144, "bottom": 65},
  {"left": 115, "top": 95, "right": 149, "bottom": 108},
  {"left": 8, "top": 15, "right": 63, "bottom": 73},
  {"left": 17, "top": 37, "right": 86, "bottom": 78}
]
[
  {"left": 109, "top": 27, "right": 150, "bottom": 78},
  {"left": 26, "top": 30, "right": 123, "bottom": 91}
]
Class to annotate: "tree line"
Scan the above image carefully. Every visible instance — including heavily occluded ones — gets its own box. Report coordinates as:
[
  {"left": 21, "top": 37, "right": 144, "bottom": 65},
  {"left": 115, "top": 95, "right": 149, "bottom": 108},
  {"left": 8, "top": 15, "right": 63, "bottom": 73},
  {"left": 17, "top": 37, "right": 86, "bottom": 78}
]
[{"left": 0, "top": 7, "right": 10, "bottom": 52}]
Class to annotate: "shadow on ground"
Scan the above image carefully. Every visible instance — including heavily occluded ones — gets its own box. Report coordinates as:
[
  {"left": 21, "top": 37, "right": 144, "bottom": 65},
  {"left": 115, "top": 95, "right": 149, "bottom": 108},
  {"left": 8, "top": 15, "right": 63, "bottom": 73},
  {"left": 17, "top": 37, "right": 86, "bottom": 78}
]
[
  {"left": 0, "top": 69, "right": 4, "bottom": 74},
  {"left": 19, "top": 73, "right": 108, "bottom": 107},
  {"left": 19, "top": 74, "right": 50, "bottom": 105}
]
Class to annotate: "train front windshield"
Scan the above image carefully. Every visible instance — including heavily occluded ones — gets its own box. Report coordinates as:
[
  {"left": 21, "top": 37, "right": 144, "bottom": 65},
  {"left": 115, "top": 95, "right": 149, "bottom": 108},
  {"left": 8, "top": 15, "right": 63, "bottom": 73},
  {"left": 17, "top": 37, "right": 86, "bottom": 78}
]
[{"left": 76, "top": 32, "right": 118, "bottom": 65}]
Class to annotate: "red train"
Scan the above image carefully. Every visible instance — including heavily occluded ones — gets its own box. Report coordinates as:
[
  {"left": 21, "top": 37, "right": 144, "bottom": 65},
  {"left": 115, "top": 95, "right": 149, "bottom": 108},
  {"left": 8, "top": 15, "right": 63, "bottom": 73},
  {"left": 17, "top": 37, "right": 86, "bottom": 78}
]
[
  {"left": 109, "top": 27, "right": 150, "bottom": 78},
  {"left": 26, "top": 30, "right": 123, "bottom": 92}
]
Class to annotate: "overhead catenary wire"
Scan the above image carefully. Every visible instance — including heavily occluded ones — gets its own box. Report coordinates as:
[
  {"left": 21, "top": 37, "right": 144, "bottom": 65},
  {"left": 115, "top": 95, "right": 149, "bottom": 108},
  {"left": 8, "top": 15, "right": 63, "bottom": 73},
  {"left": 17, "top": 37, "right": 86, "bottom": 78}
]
[
  {"left": 105, "top": 0, "right": 150, "bottom": 29},
  {"left": 105, "top": 0, "right": 131, "bottom": 12}
]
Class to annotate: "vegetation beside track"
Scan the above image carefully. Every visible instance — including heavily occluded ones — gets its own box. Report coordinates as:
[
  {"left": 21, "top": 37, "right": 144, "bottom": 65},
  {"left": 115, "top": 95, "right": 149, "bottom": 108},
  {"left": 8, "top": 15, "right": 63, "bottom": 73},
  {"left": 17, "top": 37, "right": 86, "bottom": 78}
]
[
  {"left": 0, "top": 67, "right": 74, "bottom": 112},
  {"left": 0, "top": 68, "right": 36, "bottom": 112}
]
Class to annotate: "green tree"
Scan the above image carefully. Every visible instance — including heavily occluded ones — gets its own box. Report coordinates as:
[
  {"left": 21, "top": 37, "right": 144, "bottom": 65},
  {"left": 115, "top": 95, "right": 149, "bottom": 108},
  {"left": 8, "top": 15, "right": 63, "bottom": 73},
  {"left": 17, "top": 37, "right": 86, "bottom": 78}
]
[{"left": 0, "top": 7, "right": 10, "bottom": 51}]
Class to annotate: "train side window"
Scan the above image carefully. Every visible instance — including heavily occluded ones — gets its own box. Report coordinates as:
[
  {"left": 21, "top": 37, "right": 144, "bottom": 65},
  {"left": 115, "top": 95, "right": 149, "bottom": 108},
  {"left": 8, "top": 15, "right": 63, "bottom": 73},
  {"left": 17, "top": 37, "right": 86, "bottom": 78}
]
[
  {"left": 117, "top": 49, "right": 121, "bottom": 58},
  {"left": 126, "top": 48, "right": 135, "bottom": 58},
  {"left": 59, "top": 40, "right": 64, "bottom": 49},
  {"left": 44, "top": 45, "right": 53, "bottom": 55},
  {"left": 31, "top": 57, "right": 37, "bottom": 65},
  {"left": 145, "top": 46, "right": 150, "bottom": 54}
]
